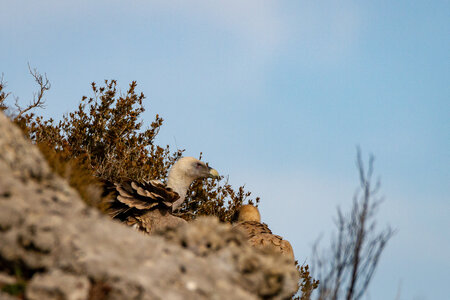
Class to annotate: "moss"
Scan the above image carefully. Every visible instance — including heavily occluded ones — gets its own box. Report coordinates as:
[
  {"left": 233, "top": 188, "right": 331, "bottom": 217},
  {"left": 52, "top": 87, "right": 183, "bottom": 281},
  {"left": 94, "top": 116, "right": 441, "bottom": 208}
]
[
  {"left": 1, "top": 282, "right": 26, "bottom": 297},
  {"left": 0, "top": 264, "right": 27, "bottom": 298}
]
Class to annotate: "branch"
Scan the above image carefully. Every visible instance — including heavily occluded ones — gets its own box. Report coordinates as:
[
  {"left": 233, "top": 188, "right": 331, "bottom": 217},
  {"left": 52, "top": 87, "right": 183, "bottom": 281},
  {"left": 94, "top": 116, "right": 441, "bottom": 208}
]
[
  {"left": 16, "top": 64, "right": 50, "bottom": 118},
  {"left": 311, "top": 149, "right": 394, "bottom": 300},
  {"left": 0, "top": 74, "right": 12, "bottom": 111}
]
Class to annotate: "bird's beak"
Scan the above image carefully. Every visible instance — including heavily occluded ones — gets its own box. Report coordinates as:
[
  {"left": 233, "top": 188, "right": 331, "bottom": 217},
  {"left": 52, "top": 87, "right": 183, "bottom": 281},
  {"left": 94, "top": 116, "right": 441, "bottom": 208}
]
[{"left": 208, "top": 167, "right": 219, "bottom": 178}]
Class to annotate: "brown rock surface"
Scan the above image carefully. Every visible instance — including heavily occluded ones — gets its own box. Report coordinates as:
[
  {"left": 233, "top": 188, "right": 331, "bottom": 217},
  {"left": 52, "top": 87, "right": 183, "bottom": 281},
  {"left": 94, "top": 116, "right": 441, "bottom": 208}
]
[{"left": 0, "top": 112, "right": 299, "bottom": 299}]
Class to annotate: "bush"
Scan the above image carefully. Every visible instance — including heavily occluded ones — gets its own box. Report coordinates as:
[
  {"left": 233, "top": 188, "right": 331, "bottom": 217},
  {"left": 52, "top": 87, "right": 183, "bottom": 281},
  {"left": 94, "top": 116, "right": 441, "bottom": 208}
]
[
  {"left": 5, "top": 77, "right": 260, "bottom": 219},
  {"left": 0, "top": 70, "right": 319, "bottom": 298}
]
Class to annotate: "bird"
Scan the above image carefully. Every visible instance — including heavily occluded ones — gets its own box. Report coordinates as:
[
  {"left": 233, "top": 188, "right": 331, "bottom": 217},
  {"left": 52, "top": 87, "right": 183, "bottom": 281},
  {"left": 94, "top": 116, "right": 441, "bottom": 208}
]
[
  {"left": 107, "top": 157, "right": 219, "bottom": 234},
  {"left": 233, "top": 205, "right": 295, "bottom": 261}
]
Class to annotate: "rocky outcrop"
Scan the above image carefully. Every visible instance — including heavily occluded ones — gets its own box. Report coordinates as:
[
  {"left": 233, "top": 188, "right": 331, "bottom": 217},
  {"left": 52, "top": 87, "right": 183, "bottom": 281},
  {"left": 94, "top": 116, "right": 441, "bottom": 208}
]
[{"left": 0, "top": 112, "right": 299, "bottom": 299}]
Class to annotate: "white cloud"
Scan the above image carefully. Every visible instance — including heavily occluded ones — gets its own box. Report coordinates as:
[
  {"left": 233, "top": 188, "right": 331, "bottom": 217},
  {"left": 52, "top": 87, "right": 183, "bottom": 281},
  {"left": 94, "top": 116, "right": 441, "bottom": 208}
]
[
  {"left": 1, "top": 0, "right": 363, "bottom": 66},
  {"left": 152, "top": 0, "right": 364, "bottom": 65},
  {"left": 151, "top": 0, "right": 287, "bottom": 55},
  {"left": 0, "top": 0, "right": 287, "bottom": 58}
]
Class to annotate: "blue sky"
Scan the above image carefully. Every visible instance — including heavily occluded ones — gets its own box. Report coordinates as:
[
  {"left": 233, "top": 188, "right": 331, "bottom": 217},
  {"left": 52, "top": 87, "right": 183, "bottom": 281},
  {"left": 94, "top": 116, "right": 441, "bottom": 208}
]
[{"left": 1, "top": 1, "right": 449, "bottom": 299}]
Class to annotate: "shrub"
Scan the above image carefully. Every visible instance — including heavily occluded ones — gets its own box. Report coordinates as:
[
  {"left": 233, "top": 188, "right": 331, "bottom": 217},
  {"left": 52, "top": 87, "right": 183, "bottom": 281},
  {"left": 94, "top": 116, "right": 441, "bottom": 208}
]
[
  {"left": 0, "top": 71, "right": 318, "bottom": 298},
  {"left": 0, "top": 73, "right": 260, "bottom": 219}
]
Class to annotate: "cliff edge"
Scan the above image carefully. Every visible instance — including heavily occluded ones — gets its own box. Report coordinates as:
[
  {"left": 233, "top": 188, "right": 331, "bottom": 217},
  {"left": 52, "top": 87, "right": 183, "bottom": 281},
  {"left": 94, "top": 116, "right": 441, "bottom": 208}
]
[{"left": 0, "top": 112, "right": 299, "bottom": 300}]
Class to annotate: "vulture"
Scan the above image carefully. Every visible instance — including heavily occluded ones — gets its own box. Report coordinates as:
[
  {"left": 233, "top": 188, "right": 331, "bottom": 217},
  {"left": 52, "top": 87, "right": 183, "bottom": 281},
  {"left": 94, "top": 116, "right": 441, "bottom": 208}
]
[
  {"left": 233, "top": 205, "right": 295, "bottom": 261},
  {"left": 107, "top": 157, "right": 219, "bottom": 234}
]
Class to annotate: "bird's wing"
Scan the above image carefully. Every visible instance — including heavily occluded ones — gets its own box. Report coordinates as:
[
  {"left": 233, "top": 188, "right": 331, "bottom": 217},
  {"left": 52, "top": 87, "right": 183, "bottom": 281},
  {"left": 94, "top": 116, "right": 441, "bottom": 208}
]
[
  {"left": 106, "top": 180, "right": 179, "bottom": 221},
  {"left": 234, "top": 221, "right": 294, "bottom": 261},
  {"left": 249, "top": 233, "right": 295, "bottom": 260},
  {"left": 234, "top": 221, "right": 272, "bottom": 239}
]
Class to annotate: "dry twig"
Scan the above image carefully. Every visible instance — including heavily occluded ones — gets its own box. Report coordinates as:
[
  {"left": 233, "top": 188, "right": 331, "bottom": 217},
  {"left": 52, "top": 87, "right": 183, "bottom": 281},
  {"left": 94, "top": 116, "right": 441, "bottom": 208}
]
[
  {"left": 312, "top": 148, "right": 394, "bottom": 300},
  {"left": 16, "top": 64, "right": 50, "bottom": 117}
]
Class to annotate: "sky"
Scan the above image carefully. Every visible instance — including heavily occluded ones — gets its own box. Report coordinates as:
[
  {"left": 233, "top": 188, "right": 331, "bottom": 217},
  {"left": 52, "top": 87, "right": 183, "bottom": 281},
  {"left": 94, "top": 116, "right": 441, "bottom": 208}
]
[{"left": 1, "top": 1, "right": 449, "bottom": 299}]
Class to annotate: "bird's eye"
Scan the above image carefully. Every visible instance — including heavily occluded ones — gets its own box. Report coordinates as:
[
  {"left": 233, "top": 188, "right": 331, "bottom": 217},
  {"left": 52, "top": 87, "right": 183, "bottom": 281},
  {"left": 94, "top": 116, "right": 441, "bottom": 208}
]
[{"left": 196, "top": 162, "right": 202, "bottom": 168}]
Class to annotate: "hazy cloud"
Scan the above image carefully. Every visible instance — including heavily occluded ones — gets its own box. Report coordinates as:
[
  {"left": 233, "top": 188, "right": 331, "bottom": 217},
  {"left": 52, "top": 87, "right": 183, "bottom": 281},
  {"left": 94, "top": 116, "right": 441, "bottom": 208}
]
[{"left": 2, "top": 0, "right": 362, "bottom": 65}]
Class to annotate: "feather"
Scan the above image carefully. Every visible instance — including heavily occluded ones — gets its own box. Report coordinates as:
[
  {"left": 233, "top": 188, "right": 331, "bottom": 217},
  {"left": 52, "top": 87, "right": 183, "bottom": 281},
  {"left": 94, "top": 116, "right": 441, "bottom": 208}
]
[
  {"left": 106, "top": 157, "right": 217, "bottom": 234},
  {"left": 234, "top": 205, "right": 295, "bottom": 261}
]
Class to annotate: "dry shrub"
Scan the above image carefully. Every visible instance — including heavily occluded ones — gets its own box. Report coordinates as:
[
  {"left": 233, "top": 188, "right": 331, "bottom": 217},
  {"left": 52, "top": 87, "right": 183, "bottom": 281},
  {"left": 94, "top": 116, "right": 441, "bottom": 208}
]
[
  {"left": 294, "top": 263, "right": 320, "bottom": 300},
  {"left": 0, "top": 77, "right": 258, "bottom": 220},
  {"left": 0, "top": 75, "right": 9, "bottom": 112},
  {"left": 177, "top": 160, "right": 260, "bottom": 222},
  {"left": 0, "top": 73, "right": 317, "bottom": 298}
]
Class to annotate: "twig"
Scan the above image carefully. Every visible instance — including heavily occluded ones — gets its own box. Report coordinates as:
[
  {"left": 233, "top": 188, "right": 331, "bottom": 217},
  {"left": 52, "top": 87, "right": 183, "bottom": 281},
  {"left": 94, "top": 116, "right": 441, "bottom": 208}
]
[{"left": 16, "top": 64, "right": 50, "bottom": 118}]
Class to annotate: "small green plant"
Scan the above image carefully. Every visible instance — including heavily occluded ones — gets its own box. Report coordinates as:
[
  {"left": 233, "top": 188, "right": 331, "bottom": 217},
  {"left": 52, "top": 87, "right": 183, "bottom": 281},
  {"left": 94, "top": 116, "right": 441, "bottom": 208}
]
[
  {"left": 1, "top": 282, "right": 26, "bottom": 297},
  {"left": 0, "top": 264, "right": 27, "bottom": 298}
]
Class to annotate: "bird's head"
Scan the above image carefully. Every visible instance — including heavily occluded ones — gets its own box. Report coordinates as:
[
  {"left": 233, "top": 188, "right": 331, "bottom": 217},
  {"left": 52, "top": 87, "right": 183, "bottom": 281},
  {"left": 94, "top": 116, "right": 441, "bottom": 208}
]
[
  {"left": 171, "top": 156, "right": 219, "bottom": 181},
  {"left": 167, "top": 156, "right": 219, "bottom": 211},
  {"left": 237, "top": 204, "right": 261, "bottom": 223}
]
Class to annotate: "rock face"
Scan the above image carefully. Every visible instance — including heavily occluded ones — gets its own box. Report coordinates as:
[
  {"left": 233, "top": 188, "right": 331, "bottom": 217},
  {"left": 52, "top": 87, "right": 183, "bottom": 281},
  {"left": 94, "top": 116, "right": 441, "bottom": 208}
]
[{"left": 0, "top": 112, "right": 299, "bottom": 299}]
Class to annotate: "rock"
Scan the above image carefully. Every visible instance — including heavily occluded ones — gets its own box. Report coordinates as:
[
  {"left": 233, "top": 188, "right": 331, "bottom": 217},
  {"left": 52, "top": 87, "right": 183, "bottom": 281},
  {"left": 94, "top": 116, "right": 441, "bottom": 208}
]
[
  {"left": 0, "top": 273, "right": 17, "bottom": 286},
  {"left": 0, "top": 291, "right": 18, "bottom": 300},
  {"left": 0, "top": 273, "right": 23, "bottom": 300},
  {"left": 0, "top": 112, "right": 299, "bottom": 299},
  {"left": 159, "top": 217, "right": 299, "bottom": 299},
  {"left": 26, "top": 269, "right": 89, "bottom": 300}
]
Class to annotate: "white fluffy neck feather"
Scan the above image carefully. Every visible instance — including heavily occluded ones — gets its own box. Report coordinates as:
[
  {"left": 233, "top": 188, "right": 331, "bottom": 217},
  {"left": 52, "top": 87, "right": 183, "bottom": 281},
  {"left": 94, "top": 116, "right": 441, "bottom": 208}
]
[{"left": 166, "top": 162, "right": 196, "bottom": 211}]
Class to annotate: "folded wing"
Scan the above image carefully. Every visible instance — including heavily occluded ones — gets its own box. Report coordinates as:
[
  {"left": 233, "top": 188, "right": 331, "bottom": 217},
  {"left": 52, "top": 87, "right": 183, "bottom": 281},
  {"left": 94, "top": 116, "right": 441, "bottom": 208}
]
[{"left": 106, "top": 180, "right": 180, "bottom": 232}]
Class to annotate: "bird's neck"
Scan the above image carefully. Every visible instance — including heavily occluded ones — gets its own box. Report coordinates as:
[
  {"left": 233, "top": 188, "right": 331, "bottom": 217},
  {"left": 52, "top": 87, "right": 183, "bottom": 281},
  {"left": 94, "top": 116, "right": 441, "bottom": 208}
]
[{"left": 167, "top": 170, "right": 195, "bottom": 210}]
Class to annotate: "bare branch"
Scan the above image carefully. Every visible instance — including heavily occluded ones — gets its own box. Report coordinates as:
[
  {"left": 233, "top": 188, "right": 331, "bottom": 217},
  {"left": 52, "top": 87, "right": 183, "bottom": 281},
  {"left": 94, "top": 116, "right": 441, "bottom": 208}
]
[
  {"left": 312, "top": 149, "right": 394, "bottom": 300},
  {"left": 16, "top": 64, "right": 50, "bottom": 118}
]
